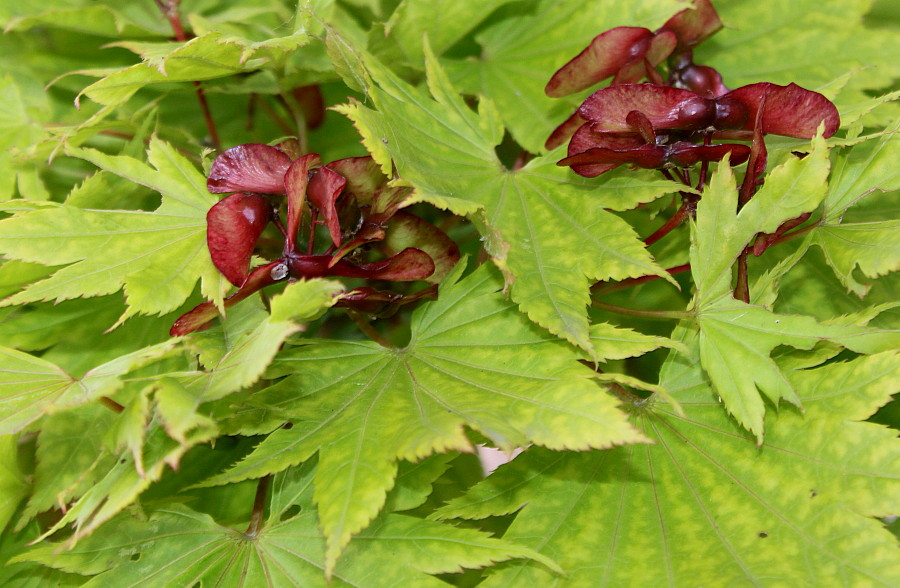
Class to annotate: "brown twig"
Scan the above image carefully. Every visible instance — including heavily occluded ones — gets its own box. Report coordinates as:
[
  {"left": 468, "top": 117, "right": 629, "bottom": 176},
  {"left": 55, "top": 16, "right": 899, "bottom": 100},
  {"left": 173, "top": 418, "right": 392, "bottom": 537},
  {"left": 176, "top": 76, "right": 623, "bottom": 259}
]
[
  {"left": 99, "top": 396, "right": 125, "bottom": 414},
  {"left": 245, "top": 475, "right": 272, "bottom": 538}
]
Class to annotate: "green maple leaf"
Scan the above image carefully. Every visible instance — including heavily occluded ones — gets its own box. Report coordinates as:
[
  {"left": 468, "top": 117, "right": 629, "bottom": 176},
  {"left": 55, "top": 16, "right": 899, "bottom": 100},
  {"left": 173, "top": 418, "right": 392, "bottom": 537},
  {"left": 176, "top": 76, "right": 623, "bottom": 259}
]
[
  {"left": 0, "top": 340, "right": 177, "bottom": 435},
  {"left": 77, "top": 30, "right": 310, "bottom": 107},
  {"left": 442, "top": 0, "right": 683, "bottom": 153},
  {"left": 0, "top": 137, "right": 228, "bottom": 325},
  {"left": 2, "top": 2, "right": 167, "bottom": 38},
  {"left": 337, "top": 43, "right": 679, "bottom": 354},
  {"left": 202, "top": 262, "right": 646, "bottom": 575},
  {"left": 700, "top": 0, "right": 900, "bottom": 122},
  {"left": 17, "top": 463, "right": 560, "bottom": 586},
  {"left": 435, "top": 343, "right": 900, "bottom": 586},
  {"left": 17, "top": 278, "right": 344, "bottom": 537},
  {"left": 373, "top": 0, "right": 520, "bottom": 67},
  {"left": 183, "top": 278, "right": 345, "bottom": 403},
  {"left": 0, "top": 434, "right": 28, "bottom": 532},
  {"left": 806, "top": 123, "right": 900, "bottom": 295},
  {"left": 689, "top": 138, "right": 899, "bottom": 440},
  {"left": 30, "top": 406, "right": 217, "bottom": 547},
  {"left": 0, "top": 75, "right": 50, "bottom": 201},
  {"left": 18, "top": 404, "right": 116, "bottom": 526}
]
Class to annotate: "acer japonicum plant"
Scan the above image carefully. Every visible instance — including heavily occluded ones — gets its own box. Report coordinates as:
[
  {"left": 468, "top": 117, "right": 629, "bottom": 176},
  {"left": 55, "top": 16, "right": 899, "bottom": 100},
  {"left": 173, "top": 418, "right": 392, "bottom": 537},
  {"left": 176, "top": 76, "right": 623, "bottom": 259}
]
[
  {"left": 546, "top": 0, "right": 839, "bottom": 300},
  {"left": 0, "top": 0, "right": 898, "bottom": 586},
  {"left": 171, "top": 141, "right": 459, "bottom": 335}
]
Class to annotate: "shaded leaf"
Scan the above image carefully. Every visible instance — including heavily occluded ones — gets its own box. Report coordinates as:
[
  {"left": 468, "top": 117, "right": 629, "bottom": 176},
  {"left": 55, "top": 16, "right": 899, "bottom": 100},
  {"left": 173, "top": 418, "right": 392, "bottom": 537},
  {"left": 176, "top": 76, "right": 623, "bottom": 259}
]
[
  {"left": 186, "top": 278, "right": 344, "bottom": 403},
  {"left": 0, "top": 434, "right": 27, "bottom": 531},
  {"left": 18, "top": 503, "right": 560, "bottom": 586},
  {"left": 78, "top": 32, "right": 309, "bottom": 107},
  {"left": 20, "top": 404, "right": 116, "bottom": 525}
]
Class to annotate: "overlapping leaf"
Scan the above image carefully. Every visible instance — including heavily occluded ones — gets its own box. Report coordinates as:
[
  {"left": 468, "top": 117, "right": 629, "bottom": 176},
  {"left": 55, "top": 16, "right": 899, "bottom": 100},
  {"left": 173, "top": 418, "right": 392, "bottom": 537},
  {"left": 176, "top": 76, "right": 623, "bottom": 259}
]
[
  {"left": 0, "top": 434, "right": 27, "bottom": 532},
  {"left": 689, "top": 138, "right": 898, "bottom": 440},
  {"left": 19, "top": 404, "right": 116, "bottom": 525},
  {"left": 0, "top": 340, "right": 177, "bottom": 435},
  {"left": 183, "top": 278, "right": 345, "bottom": 403},
  {"left": 77, "top": 30, "right": 309, "bottom": 107},
  {"left": 29, "top": 411, "right": 217, "bottom": 547},
  {"left": 0, "top": 138, "right": 227, "bottom": 324},
  {"left": 441, "top": 0, "right": 683, "bottom": 153},
  {"left": 373, "top": 0, "right": 519, "bottom": 66},
  {"left": 806, "top": 123, "right": 900, "bottom": 295},
  {"left": 16, "top": 500, "right": 558, "bottom": 587},
  {"left": 698, "top": 0, "right": 900, "bottom": 120},
  {"left": 203, "top": 262, "right": 646, "bottom": 575},
  {"left": 338, "top": 44, "right": 680, "bottom": 354},
  {"left": 2, "top": 2, "right": 167, "bottom": 38},
  {"left": 435, "top": 341, "right": 900, "bottom": 586}
]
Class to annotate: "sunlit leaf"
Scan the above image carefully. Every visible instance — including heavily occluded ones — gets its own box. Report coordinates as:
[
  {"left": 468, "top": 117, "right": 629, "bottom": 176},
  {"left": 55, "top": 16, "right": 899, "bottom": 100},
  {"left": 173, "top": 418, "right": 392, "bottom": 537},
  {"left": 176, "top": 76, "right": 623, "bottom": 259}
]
[
  {"left": 202, "top": 262, "right": 645, "bottom": 574},
  {"left": 436, "top": 344, "right": 900, "bottom": 586},
  {"left": 0, "top": 138, "right": 227, "bottom": 324},
  {"left": 0, "top": 340, "right": 177, "bottom": 435},
  {"left": 338, "top": 43, "right": 678, "bottom": 354}
]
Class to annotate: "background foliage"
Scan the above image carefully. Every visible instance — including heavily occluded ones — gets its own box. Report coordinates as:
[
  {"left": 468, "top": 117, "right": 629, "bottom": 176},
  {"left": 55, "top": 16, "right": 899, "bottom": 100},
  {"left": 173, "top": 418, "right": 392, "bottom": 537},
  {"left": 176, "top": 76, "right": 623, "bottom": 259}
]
[{"left": 0, "top": 0, "right": 897, "bottom": 585}]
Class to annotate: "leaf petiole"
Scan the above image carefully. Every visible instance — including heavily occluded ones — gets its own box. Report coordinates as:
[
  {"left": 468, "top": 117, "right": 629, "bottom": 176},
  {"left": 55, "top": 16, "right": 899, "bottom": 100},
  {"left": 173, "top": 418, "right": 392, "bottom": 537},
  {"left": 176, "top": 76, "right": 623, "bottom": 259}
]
[{"left": 592, "top": 300, "right": 694, "bottom": 320}]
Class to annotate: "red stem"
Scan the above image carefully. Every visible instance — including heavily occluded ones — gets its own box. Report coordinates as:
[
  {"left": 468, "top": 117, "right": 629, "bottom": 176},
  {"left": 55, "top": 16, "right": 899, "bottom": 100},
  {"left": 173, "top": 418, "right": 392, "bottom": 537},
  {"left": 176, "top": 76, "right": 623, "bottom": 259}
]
[
  {"left": 154, "top": 0, "right": 222, "bottom": 151},
  {"left": 734, "top": 252, "right": 750, "bottom": 303},
  {"left": 644, "top": 192, "right": 699, "bottom": 247},
  {"left": 591, "top": 263, "right": 690, "bottom": 294},
  {"left": 245, "top": 475, "right": 271, "bottom": 538}
]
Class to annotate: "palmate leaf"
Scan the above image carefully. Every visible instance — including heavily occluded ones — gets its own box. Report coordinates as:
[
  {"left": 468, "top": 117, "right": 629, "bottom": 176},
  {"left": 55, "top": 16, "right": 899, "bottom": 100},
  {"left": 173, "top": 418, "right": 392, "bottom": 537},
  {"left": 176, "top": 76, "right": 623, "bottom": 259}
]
[
  {"left": 204, "top": 262, "right": 646, "bottom": 575},
  {"left": 700, "top": 0, "right": 900, "bottom": 122},
  {"left": 183, "top": 278, "right": 345, "bottom": 403},
  {"left": 17, "top": 501, "right": 558, "bottom": 587},
  {"left": 441, "top": 0, "right": 683, "bottom": 153},
  {"left": 77, "top": 30, "right": 309, "bottom": 107},
  {"left": 0, "top": 340, "right": 177, "bottom": 435},
  {"left": 374, "top": 0, "right": 519, "bottom": 66},
  {"left": 0, "top": 434, "right": 27, "bottom": 532},
  {"left": 0, "top": 138, "right": 228, "bottom": 325},
  {"left": 0, "top": 75, "right": 50, "bottom": 201},
  {"left": 806, "top": 123, "right": 900, "bottom": 295},
  {"left": 689, "top": 137, "right": 898, "bottom": 440},
  {"left": 434, "top": 343, "right": 900, "bottom": 587},
  {"left": 337, "top": 43, "right": 680, "bottom": 354},
  {"left": 30, "top": 406, "right": 218, "bottom": 547},
  {"left": 2, "top": 2, "right": 168, "bottom": 38},
  {"left": 19, "top": 403, "right": 117, "bottom": 526}
]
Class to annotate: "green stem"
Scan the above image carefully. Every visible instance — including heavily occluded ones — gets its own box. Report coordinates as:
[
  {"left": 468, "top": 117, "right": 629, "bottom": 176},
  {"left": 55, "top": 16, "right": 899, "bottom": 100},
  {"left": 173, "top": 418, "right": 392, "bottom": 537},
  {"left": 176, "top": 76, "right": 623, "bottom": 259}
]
[{"left": 347, "top": 310, "right": 395, "bottom": 348}]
